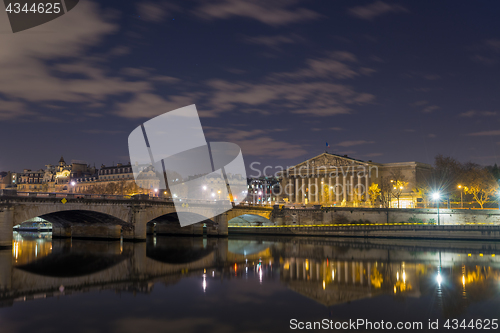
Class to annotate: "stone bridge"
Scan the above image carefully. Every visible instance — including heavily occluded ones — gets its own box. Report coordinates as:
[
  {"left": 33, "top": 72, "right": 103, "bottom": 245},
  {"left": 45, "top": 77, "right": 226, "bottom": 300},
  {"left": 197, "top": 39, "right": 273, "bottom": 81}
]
[{"left": 0, "top": 193, "right": 275, "bottom": 248}]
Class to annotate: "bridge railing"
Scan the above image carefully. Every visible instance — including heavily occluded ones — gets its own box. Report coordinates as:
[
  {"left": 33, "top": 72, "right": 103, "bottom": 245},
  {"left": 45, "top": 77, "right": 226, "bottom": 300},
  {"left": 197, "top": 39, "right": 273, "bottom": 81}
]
[
  {"left": 0, "top": 189, "right": 279, "bottom": 208},
  {"left": 0, "top": 190, "right": 174, "bottom": 202}
]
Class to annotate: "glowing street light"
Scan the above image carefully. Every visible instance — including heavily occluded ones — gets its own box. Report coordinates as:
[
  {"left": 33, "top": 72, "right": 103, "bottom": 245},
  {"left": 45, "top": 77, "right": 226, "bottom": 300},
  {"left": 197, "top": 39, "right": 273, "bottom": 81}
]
[
  {"left": 202, "top": 186, "right": 207, "bottom": 191},
  {"left": 70, "top": 181, "right": 75, "bottom": 186},
  {"left": 432, "top": 192, "right": 441, "bottom": 225},
  {"left": 458, "top": 185, "right": 463, "bottom": 209}
]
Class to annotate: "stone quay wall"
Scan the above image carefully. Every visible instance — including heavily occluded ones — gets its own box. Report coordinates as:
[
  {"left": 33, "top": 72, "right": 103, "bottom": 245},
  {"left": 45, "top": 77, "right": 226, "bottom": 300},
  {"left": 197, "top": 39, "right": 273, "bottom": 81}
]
[{"left": 275, "top": 207, "right": 500, "bottom": 226}]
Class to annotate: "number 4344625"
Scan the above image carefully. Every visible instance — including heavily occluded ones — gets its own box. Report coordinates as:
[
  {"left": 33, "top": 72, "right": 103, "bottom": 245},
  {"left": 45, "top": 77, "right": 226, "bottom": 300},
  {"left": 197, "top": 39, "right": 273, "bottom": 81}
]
[
  {"left": 444, "top": 319, "right": 498, "bottom": 330},
  {"left": 5, "top": 3, "right": 61, "bottom": 14}
]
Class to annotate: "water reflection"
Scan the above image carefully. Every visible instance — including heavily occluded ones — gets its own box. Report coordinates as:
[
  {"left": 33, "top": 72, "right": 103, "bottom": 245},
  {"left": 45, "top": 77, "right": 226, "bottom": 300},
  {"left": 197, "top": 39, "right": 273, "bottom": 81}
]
[
  {"left": 12, "top": 231, "right": 52, "bottom": 265},
  {"left": 2, "top": 235, "right": 500, "bottom": 331}
]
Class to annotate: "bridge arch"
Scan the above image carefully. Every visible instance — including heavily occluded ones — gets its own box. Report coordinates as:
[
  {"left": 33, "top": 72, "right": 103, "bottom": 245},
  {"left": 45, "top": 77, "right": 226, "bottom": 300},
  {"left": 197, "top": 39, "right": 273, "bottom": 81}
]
[
  {"left": 228, "top": 214, "right": 272, "bottom": 226},
  {"left": 147, "top": 212, "right": 217, "bottom": 236},
  {"left": 10, "top": 200, "right": 132, "bottom": 227}
]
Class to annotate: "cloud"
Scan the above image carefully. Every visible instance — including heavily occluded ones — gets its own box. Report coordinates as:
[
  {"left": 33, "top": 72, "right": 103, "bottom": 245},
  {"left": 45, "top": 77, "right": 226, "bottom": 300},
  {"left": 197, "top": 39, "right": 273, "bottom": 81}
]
[
  {"left": 205, "top": 128, "right": 307, "bottom": 159},
  {"left": 205, "top": 80, "right": 374, "bottom": 117},
  {"left": 193, "top": 0, "right": 322, "bottom": 26},
  {"left": 459, "top": 110, "right": 476, "bottom": 117},
  {"left": 0, "top": 1, "right": 159, "bottom": 120},
  {"left": 410, "top": 100, "right": 428, "bottom": 107},
  {"left": 121, "top": 67, "right": 151, "bottom": 77},
  {"left": 114, "top": 50, "right": 375, "bottom": 119},
  {"left": 336, "top": 140, "right": 375, "bottom": 147},
  {"left": 244, "top": 34, "right": 304, "bottom": 49},
  {"left": 81, "top": 129, "right": 125, "bottom": 134},
  {"left": 0, "top": 99, "right": 33, "bottom": 120},
  {"left": 472, "top": 54, "right": 497, "bottom": 65},
  {"left": 459, "top": 110, "right": 497, "bottom": 117},
  {"left": 486, "top": 39, "right": 500, "bottom": 52},
  {"left": 137, "top": 1, "right": 181, "bottom": 22},
  {"left": 422, "top": 105, "right": 440, "bottom": 113},
  {"left": 348, "top": 1, "right": 408, "bottom": 20},
  {"left": 467, "top": 130, "right": 500, "bottom": 136},
  {"left": 200, "top": 52, "right": 375, "bottom": 117},
  {"left": 115, "top": 93, "right": 205, "bottom": 119},
  {"left": 271, "top": 52, "right": 362, "bottom": 80}
]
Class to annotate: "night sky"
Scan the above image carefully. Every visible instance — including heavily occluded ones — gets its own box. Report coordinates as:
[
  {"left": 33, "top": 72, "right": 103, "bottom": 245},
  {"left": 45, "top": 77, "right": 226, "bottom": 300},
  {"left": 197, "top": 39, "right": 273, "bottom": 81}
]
[{"left": 1, "top": 1, "right": 500, "bottom": 175}]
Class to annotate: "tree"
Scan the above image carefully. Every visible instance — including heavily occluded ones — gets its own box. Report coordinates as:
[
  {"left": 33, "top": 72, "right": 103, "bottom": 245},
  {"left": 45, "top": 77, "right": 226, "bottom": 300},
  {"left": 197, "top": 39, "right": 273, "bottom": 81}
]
[
  {"left": 412, "top": 183, "right": 431, "bottom": 208},
  {"left": 388, "top": 169, "right": 408, "bottom": 208},
  {"left": 463, "top": 166, "right": 498, "bottom": 208},
  {"left": 368, "top": 183, "right": 380, "bottom": 206},
  {"left": 321, "top": 184, "right": 331, "bottom": 203},
  {"left": 379, "top": 177, "right": 392, "bottom": 208}
]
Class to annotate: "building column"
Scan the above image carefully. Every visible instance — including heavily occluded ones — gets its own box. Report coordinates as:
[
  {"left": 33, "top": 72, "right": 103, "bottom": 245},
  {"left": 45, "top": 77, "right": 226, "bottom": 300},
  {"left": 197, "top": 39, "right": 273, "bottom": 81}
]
[
  {"left": 295, "top": 177, "right": 299, "bottom": 204},
  {"left": 342, "top": 176, "right": 347, "bottom": 202},
  {"left": 335, "top": 177, "right": 340, "bottom": 202},
  {"left": 300, "top": 178, "right": 306, "bottom": 203},
  {"left": 320, "top": 177, "right": 325, "bottom": 203},
  {"left": 349, "top": 175, "right": 354, "bottom": 202},
  {"left": 315, "top": 177, "right": 319, "bottom": 203},
  {"left": 288, "top": 178, "right": 292, "bottom": 203},
  {"left": 328, "top": 177, "right": 332, "bottom": 203},
  {"left": 365, "top": 175, "right": 370, "bottom": 203},
  {"left": 357, "top": 175, "right": 362, "bottom": 202},
  {"left": 307, "top": 175, "right": 311, "bottom": 204}
]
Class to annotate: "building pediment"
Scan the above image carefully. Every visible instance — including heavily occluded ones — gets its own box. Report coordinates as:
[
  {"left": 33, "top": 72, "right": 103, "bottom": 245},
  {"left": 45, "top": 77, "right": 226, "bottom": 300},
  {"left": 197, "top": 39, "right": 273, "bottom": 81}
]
[{"left": 289, "top": 153, "right": 367, "bottom": 171}]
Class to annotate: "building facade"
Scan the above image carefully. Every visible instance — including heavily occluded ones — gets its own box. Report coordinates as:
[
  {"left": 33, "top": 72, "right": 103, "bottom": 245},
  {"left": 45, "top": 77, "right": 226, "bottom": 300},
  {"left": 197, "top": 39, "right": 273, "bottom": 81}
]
[{"left": 278, "top": 152, "right": 432, "bottom": 208}]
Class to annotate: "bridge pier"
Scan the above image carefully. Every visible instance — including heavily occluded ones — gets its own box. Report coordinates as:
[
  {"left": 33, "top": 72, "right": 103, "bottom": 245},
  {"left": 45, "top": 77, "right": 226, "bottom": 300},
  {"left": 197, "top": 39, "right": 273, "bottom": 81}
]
[
  {"left": 71, "top": 224, "right": 122, "bottom": 240},
  {"left": 123, "top": 207, "right": 148, "bottom": 242},
  {"left": 206, "top": 213, "right": 228, "bottom": 237},
  {"left": 0, "top": 207, "right": 14, "bottom": 248},
  {"left": 52, "top": 225, "right": 72, "bottom": 238}
]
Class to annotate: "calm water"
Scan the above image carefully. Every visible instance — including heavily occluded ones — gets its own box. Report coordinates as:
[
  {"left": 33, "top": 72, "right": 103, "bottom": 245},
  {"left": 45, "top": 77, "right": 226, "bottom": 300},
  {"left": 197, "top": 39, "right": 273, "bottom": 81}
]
[{"left": 1, "top": 232, "right": 500, "bottom": 332}]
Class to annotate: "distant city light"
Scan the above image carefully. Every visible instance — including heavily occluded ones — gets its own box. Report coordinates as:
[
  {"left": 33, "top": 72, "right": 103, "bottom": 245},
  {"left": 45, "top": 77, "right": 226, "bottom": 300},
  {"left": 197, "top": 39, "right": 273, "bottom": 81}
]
[
  {"left": 202, "top": 186, "right": 207, "bottom": 190},
  {"left": 70, "top": 181, "right": 75, "bottom": 186}
]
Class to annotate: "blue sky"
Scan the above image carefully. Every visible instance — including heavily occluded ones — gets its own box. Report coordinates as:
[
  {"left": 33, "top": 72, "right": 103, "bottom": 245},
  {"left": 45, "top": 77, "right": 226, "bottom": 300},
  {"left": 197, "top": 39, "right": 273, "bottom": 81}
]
[{"left": 1, "top": 0, "right": 500, "bottom": 173}]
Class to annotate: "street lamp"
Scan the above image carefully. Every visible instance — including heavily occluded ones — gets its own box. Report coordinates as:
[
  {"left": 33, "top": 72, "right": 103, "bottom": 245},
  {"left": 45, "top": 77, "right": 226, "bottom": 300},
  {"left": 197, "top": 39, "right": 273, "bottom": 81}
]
[
  {"left": 432, "top": 192, "right": 441, "bottom": 225},
  {"left": 458, "top": 185, "right": 463, "bottom": 208}
]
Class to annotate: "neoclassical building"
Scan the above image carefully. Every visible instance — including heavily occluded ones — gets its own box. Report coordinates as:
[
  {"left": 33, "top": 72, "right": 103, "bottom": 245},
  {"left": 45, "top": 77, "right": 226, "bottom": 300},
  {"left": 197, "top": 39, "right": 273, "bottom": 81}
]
[{"left": 278, "top": 152, "right": 433, "bottom": 208}]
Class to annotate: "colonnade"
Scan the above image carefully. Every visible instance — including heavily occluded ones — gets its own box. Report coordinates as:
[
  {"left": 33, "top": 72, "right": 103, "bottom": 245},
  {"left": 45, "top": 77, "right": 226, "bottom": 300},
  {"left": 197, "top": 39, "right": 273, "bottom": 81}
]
[{"left": 282, "top": 173, "right": 370, "bottom": 205}]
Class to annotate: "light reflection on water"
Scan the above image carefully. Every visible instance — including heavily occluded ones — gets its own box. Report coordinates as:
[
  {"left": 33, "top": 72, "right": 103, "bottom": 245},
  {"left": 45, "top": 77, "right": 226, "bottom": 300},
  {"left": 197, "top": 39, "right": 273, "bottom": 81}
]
[{"left": 1, "top": 234, "right": 500, "bottom": 332}]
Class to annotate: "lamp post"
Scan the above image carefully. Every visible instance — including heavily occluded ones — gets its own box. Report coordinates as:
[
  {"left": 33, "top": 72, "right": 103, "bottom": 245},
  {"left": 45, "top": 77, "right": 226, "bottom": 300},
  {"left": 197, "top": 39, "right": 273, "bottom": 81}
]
[
  {"left": 432, "top": 192, "right": 441, "bottom": 225},
  {"left": 458, "top": 185, "right": 463, "bottom": 208}
]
